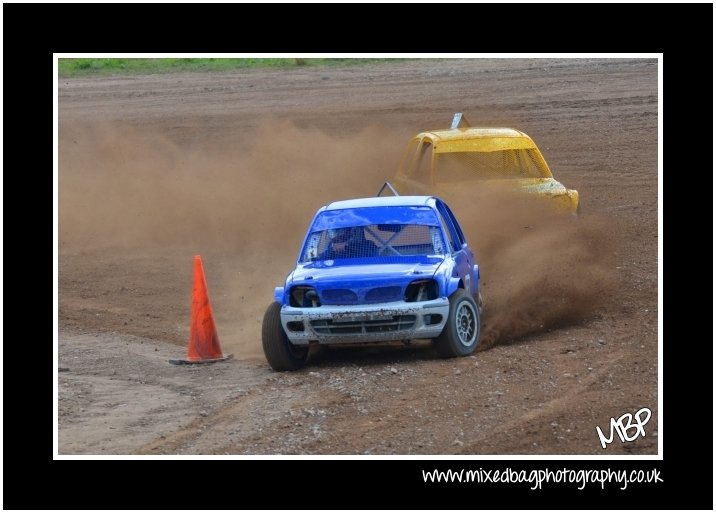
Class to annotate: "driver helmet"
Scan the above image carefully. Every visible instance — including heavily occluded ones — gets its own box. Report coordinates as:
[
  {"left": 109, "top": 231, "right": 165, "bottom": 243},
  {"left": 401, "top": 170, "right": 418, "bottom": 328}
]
[
  {"left": 331, "top": 227, "right": 352, "bottom": 244},
  {"left": 331, "top": 227, "right": 363, "bottom": 244}
]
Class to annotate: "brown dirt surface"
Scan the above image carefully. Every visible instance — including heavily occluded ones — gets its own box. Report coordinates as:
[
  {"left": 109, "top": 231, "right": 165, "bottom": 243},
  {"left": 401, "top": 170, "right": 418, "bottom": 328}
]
[{"left": 58, "top": 58, "right": 658, "bottom": 455}]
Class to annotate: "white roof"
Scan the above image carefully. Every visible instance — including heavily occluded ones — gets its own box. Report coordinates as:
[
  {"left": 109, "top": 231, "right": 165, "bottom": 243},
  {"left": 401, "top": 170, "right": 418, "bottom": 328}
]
[{"left": 324, "top": 195, "right": 434, "bottom": 211}]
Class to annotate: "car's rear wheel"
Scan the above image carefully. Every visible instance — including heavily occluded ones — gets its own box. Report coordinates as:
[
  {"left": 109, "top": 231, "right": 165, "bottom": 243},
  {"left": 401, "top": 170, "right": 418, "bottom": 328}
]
[
  {"left": 434, "top": 289, "right": 480, "bottom": 357},
  {"left": 262, "top": 302, "right": 308, "bottom": 371}
]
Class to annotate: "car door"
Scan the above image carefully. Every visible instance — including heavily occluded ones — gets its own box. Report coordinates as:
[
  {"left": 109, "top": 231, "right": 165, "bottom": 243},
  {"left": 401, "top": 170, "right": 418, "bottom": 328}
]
[{"left": 435, "top": 200, "right": 477, "bottom": 296}]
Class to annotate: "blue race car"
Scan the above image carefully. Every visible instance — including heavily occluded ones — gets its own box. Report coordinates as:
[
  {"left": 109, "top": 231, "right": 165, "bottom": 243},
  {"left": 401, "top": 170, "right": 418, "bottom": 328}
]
[{"left": 262, "top": 184, "right": 483, "bottom": 371}]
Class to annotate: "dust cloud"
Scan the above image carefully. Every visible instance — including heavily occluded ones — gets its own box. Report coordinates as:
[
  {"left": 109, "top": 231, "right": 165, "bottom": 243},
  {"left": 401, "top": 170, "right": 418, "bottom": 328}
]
[
  {"left": 59, "top": 121, "right": 616, "bottom": 353},
  {"left": 59, "top": 120, "right": 402, "bottom": 355},
  {"left": 451, "top": 190, "right": 617, "bottom": 348},
  {"left": 59, "top": 120, "right": 400, "bottom": 252}
]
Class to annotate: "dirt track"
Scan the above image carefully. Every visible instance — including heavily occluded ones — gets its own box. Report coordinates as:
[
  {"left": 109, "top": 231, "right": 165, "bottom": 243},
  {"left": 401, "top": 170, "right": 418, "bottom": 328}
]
[{"left": 58, "top": 58, "right": 658, "bottom": 455}]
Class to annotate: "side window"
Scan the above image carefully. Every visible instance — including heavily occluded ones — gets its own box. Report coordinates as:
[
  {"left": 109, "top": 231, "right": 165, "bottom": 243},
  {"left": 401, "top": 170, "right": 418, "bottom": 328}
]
[
  {"left": 441, "top": 203, "right": 467, "bottom": 246},
  {"left": 438, "top": 214, "right": 458, "bottom": 253},
  {"left": 436, "top": 202, "right": 463, "bottom": 253}
]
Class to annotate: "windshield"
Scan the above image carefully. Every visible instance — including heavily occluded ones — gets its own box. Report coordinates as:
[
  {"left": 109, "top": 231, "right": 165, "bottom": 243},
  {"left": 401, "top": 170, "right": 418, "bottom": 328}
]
[
  {"left": 436, "top": 148, "right": 550, "bottom": 181},
  {"left": 301, "top": 223, "right": 445, "bottom": 263}
]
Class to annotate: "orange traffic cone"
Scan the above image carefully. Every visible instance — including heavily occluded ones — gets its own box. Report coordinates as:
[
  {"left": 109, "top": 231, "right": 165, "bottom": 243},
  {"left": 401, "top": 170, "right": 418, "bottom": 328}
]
[{"left": 169, "top": 255, "right": 233, "bottom": 365}]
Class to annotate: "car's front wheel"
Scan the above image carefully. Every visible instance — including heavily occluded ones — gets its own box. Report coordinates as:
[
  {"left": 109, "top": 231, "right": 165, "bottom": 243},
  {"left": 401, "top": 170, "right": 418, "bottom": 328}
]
[
  {"left": 434, "top": 289, "right": 480, "bottom": 357},
  {"left": 262, "top": 302, "right": 308, "bottom": 371}
]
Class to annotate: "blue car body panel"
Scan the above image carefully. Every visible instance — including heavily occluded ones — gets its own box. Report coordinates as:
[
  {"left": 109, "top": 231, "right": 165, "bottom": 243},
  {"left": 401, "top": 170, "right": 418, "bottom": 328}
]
[
  {"left": 309, "top": 205, "right": 440, "bottom": 231},
  {"left": 275, "top": 195, "right": 480, "bottom": 345}
]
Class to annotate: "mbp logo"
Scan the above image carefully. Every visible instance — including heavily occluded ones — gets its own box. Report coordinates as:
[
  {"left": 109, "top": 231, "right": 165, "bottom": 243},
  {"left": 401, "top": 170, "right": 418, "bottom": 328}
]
[{"left": 596, "top": 407, "right": 652, "bottom": 449}]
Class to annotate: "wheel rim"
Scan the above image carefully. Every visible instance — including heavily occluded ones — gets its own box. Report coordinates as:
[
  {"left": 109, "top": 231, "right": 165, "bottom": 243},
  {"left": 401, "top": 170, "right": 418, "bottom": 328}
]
[{"left": 455, "top": 301, "right": 477, "bottom": 347}]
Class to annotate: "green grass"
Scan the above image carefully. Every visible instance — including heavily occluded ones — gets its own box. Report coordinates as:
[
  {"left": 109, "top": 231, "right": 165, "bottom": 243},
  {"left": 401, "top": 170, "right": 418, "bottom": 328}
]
[{"left": 58, "top": 58, "right": 407, "bottom": 77}]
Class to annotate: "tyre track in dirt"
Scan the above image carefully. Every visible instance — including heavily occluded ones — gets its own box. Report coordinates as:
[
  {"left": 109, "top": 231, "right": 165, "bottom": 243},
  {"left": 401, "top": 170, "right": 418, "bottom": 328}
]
[{"left": 59, "top": 331, "right": 270, "bottom": 454}]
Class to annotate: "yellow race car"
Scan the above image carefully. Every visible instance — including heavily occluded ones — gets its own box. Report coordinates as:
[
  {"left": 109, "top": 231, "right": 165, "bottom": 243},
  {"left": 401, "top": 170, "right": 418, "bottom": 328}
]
[{"left": 394, "top": 113, "right": 579, "bottom": 214}]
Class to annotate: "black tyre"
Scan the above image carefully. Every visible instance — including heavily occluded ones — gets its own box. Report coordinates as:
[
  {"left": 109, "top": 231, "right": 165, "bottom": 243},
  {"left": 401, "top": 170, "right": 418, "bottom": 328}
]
[
  {"left": 434, "top": 289, "right": 480, "bottom": 357},
  {"left": 262, "top": 302, "right": 308, "bottom": 371}
]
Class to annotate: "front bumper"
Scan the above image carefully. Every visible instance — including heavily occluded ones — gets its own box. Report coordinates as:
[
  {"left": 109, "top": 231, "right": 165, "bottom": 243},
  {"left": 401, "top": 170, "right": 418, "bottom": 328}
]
[{"left": 280, "top": 298, "right": 450, "bottom": 345}]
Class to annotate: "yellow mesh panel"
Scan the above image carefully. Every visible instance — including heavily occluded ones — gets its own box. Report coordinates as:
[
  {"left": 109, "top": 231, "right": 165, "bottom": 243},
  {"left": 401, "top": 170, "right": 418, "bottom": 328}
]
[
  {"left": 435, "top": 149, "right": 549, "bottom": 181},
  {"left": 433, "top": 137, "right": 535, "bottom": 153}
]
